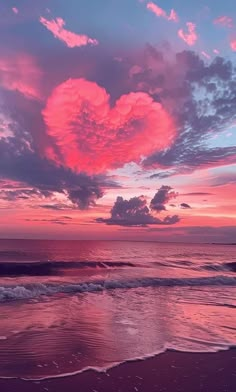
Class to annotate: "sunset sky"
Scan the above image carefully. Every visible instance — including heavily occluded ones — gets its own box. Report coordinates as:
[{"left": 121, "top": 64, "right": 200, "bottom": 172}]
[{"left": 0, "top": 0, "right": 235, "bottom": 242}]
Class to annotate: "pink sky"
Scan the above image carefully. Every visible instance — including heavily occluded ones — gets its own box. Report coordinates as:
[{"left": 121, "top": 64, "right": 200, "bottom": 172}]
[{"left": 0, "top": 0, "right": 235, "bottom": 242}]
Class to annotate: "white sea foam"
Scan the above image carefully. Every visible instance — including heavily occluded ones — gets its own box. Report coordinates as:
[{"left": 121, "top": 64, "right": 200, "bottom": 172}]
[
  {"left": 17, "top": 344, "right": 234, "bottom": 381},
  {"left": 0, "top": 275, "right": 236, "bottom": 302}
]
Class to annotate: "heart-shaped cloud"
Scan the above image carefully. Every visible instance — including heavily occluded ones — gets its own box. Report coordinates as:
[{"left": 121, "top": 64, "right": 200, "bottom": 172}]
[{"left": 42, "top": 78, "right": 176, "bottom": 174}]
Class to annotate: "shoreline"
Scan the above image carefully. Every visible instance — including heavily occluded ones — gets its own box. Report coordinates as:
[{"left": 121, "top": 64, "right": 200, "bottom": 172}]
[{"left": 0, "top": 349, "right": 236, "bottom": 392}]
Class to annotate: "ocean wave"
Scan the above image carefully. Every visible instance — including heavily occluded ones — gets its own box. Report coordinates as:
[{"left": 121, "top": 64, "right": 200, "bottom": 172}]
[
  {"left": 0, "top": 275, "right": 236, "bottom": 302},
  {"left": 152, "top": 260, "right": 193, "bottom": 270},
  {"left": 0, "top": 260, "right": 135, "bottom": 276},
  {"left": 202, "top": 261, "right": 236, "bottom": 272},
  {"left": 0, "top": 250, "right": 32, "bottom": 258}
]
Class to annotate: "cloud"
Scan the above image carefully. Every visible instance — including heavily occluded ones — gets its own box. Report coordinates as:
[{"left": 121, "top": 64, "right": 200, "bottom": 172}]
[
  {"left": 1, "top": 45, "right": 235, "bottom": 212},
  {"left": 12, "top": 7, "right": 18, "bottom": 15},
  {"left": 0, "top": 133, "right": 113, "bottom": 209},
  {"left": 146, "top": 2, "right": 178, "bottom": 22},
  {"left": 150, "top": 185, "right": 177, "bottom": 211},
  {"left": 209, "top": 172, "right": 236, "bottom": 187},
  {"left": 127, "top": 47, "right": 236, "bottom": 173},
  {"left": 39, "top": 204, "right": 72, "bottom": 210},
  {"left": 25, "top": 217, "right": 70, "bottom": 225},
  {"left": 169, "top": 10, "right": 178, "bottom": 22},
  {"left": 144, "top": 146, "right": 236, "bottom": 173},
  {"left": 161, "top": 215, "right": 180, "bottom": 224},
  {"left": 178, "top": 23, "right": 198, "bottom": 46},
  {"left": 147, "top": 226, "right": 236, "bottom": 243},
  {"left": 149, "top": 170, "right": 177, "bottom": 179},
  {"left": 67, "top": 187, "right": 104, "bottom": 209},
  {"left": 201, "top": 51, "right": 211, "bottom": 60},
  {"left": 182, "top": 192, "right": 214, "bottom": 196},
  {"left": 96, "top": 194, "right": 180, "bottom": 226},
  {"left": 0, "top": 53, "right": 42, "bottom": 100},
  {"left": 230, "top": 39, "right": 236, "bottom": 51},
  {"left": 0, "top": 189, "right": 50, "bottom": 201},
  {"left": 42, "top": 78, "right": 176, "bottom": 174},
  {"left": 180, "top": 203, "right": 191, "bottom": 209},
  {"left": 39, "top": 16, "right": 98, "bottom": 48},
  {"left": 214, "top": 16, "right": 233, "bottom": 28}
]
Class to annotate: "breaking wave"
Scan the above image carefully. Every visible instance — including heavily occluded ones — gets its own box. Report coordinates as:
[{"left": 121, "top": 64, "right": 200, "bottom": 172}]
[
  {"left": 0, "top": 260, "right": 135, "bottom": 276},
  {"left": 202, "top": 261, "right": 236, "bottom": 272},
  {"left": 1, "top": 275, "right": 236, "bottom": 302}
]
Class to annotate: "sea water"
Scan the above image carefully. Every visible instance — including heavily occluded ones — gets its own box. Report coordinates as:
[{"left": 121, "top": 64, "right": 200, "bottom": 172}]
[{"left": 0, "top": 240, "right": 235, "bottom": 379}]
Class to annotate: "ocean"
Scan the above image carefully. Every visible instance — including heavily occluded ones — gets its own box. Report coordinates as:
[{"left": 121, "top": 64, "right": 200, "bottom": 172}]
[{"left": 0, "top": 239, "right": 235, "bottom": 380}]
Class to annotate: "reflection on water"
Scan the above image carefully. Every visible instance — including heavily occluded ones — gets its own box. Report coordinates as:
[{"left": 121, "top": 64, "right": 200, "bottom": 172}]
[
  {"left": 0, "top": 286, "right": 236, "bottom": 379},
  {"left": 1, "top": 240, "right": 236, "bottom": 265}
]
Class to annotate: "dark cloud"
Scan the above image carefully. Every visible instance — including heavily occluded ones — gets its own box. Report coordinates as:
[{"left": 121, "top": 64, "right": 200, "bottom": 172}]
[
  {"left": 184, "top": 226, "right": 236, "bottom": 244},
  {"left": 182, "top": 192, "right": 214, "bottom": 196},
  {"left": 25, "top": 218, "right": 69, "bottom": 225},
  {"left": 145, "top": 226, "right": 236, "bottom": 243},
  {"left": 160, "top": 215, "right": 180, "bottom": 224},
  {"left": 149, "top": 170, "right": 177, "bottom": 179},
  {"left": 0, "top": 132, "right": 115, "bottom": 208},
  {"left": 39, "top": 204, "right": 72, "bottom": 211},
  {"left": 180, "top": 203, "right": 191, "bottom": 209},
  {"left": 68, "top": 187, "right": 104, "bottom": 210},
  {"left": 126, "top": 47, "right": 236, "bottom": 172},
  {"left": 0, "top": 189, "right": 50, "bottom": 201},
  {"left": 96, "top": 194, "right": 180, "bottom": 227},
  {"left": 144, "top": 146, "right": 236, "bottom": 173},
  {"left": 150, "top": 185, "right": 177, "bottom": 211}
]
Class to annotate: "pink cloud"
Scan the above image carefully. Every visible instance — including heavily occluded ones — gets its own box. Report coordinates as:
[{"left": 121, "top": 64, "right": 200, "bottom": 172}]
[
  {"left": 213, "top": 49, "right": 220, "bottom": 55},
  {"left": 42, "top": 78, "right": 176, "bottom": 174},
  {"left": 230, "top": 39, "right": 236, "bottom": 51},
  {"left": 214, "top": 16, "right": 233, "bottom": 28},
  {"left": 178, "top": 22, "right": 198, "bottom": 46},
  {"left": 12, "top": 7, "right": 18, "bottom": 14},
  {"left": 146, "top": 2, "right": 178, "bottom": 22},
  {"left": 168, "top": 9, "right": 178, "bottom": 22},
  {"left": 201, "top": 51, "right": 211, "bottom": 60},
  {"left": 39, "top": 16, "right": 98, "bottom": 48},
  {"left": 0, "top": 53, "right": 42, "bottom": 100}
]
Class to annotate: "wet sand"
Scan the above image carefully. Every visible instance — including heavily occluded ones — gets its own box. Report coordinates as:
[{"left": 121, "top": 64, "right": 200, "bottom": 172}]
[{"left": 0, "top": 349, "right": 236, "bottom": 392}]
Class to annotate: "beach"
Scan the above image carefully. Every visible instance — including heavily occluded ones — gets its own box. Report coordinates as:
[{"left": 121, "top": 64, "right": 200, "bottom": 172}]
[
  {"left": 0, "top": 350, "right": 235, "bottom": 392},
  {"left": 0, "top": 240, "right": 236, "bottom": 391}
]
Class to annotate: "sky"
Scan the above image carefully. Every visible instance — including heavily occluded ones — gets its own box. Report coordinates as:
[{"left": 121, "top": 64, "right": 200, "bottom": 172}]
[{"left": 0, "top": 0, "right": 235, "bottom": 242}]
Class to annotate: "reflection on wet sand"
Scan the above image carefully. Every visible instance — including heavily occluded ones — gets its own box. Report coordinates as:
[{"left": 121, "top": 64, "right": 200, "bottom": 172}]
[{"left": 0, "top": 285, "right": 235, "bottom": 379}]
